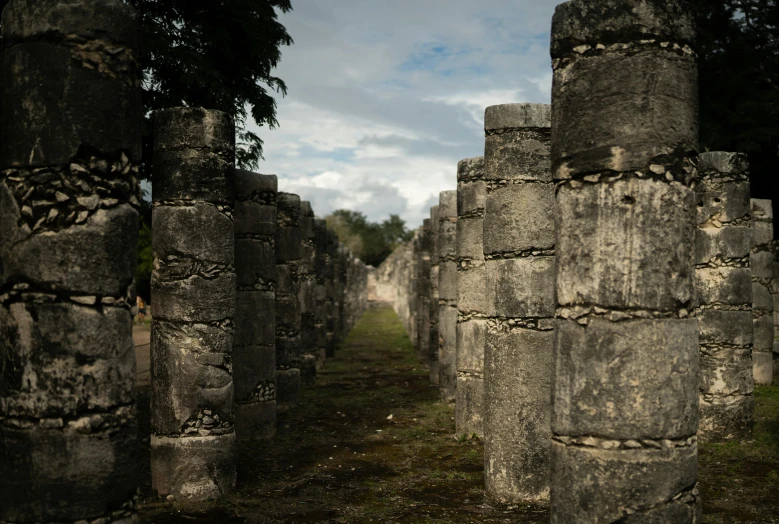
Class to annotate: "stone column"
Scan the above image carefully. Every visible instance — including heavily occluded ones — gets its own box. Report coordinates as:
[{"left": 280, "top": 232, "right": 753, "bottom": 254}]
[
  {"left": 276, "top": 192, "right": 302, "bottom": 409},
  {"left": 151, "top": 108, "right": 236, "bottom": 500},
  {"left": 429, "top": 205, "right": 441, "bottom": 386},
  {"left": 550, "top": 1, "right": 700, "bottom": 521},
  {"left": 0, "top": 0, "right": 141, "bottom": 520},
  {"left": 313, "top": 218, "right": 330, "bottom": 368},
  {"left": 299, "top": 201, "right": 318, "bottom": 384},
  {"left": 482, "top": 106, "right": 554, "bottom": 502},
  {"left": 456, "top": 157, "right": 487, "bottom": 438},
  {"left": 325, "top": 231, "right": 338, "bottom": 358},
  {"left": 694, "top": 152, "right": 753, "bottom": 440},
  {"left": 234, "top": 170, "right": 277, "bottom": 441},
  {"left": 336, "top": 244, "right": 348, "bottom": 343},
  {"left": 773, "top": 244, "right": 779, "bottom": 383},
  {"left": 438, "top": 190, "right": 458, "bottom": 402},
  {"left": 751, "top": 198, "right": 774, "bottom": 385},
  {"left": 418, "top": 219, "right": 433, "bottom": 362}
]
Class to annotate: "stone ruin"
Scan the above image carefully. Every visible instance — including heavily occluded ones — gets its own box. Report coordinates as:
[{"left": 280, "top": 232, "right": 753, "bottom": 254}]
[
  {"left": 374, "top": 0, "right": 779, "bottom": 521},
  {"left": 0, "top": 0, "right": 369, "bottom": 520},
  {"left": 1, "top": 0, "right": 778, "bottom": 522}
]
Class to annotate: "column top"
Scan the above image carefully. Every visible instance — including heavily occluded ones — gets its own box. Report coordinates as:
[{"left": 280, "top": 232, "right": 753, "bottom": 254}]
[
  {"left": 439, "top": 190, "right": 457, "bottom": 218},
  {"left": 697, "top": 152, "right": 749, "bottom": 176},
  {"left": 485, "top": 104, "right": 551, "bottom": 132},
  {"left": 751, "top": 199, "right": 773, "bottom": 221},
  {"left": 234, "top": 170, "right": 277, "bottom": 200},
  {"left": 154, "top": 107, "right": 234, "bottom": 153},
  {"left": 550, "top": 0, "right": 695, "bottom": 59},
  {"left": 2, "top": 0, "right": 139, "bottom": 46},
  {"left": 457, "top": 156, "right": 484, "bottom": 181}
]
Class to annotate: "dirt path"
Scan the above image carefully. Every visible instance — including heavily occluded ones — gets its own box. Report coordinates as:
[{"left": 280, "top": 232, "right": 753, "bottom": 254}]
[
  {"left": 137, "top": 304, "right": 546, "bottom": 523},
  {"left": 136, "top": 304, "right": 779, "bottom": 523}
]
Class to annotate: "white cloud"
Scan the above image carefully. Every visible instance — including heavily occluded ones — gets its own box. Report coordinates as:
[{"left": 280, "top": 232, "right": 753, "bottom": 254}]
[{"left": 251, "top": 0, "right": 561, "bottom": 228}]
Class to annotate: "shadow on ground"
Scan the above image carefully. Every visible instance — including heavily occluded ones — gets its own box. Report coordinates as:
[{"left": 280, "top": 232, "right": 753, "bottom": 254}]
[{"left": 136, "top": 305, "right": 779, "bottom": 523}]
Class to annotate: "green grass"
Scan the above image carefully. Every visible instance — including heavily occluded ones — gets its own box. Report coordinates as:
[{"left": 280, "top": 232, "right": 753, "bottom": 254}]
[
  {"left": 136, "top": 306, "right": 779, "bottom": 523},
  {"left": 699, "top": 385, "right": 779, "bottom": 522}
]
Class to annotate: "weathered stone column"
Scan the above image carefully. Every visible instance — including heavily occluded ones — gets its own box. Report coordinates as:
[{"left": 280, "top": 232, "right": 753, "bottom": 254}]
[
  {"left": 325, "top": 230, "right": 338, "bottom": 357},
  {"left": 438, "top": 190, "right": 458, "bottom": 402},
  {"left": 418, "top": 219, "right": 433, "bottom": 362},
  {"left": 299, "top": 201, "right": 318, "bottom": 384},
  {"left": 456, "top": 157, "right": 487, "bottom": 438},
  {"left": 0, "top": 0, "right": 142, "bottom": 520},
  {"left": 313, "top": 218, "right": 330, "bottom": 368},
  {"left": 336, "top": 244, "right": 348, "bottom": 343},
  {"left": 234, "top": 170, "right": 277, "bottom": 441},
  {"left": 773, "top": 244, "right": 779, "bottom": 383},
  {"left": 429, "top": 205, "right": 441, "bottom": 386},
  {"left": 694, "top": 152, "right": 753, "bottom": 440},
  {"left": 751, "top": 198, "right": 774, "bottom": 385},
  {"left": 151, "top": 108, "right": 236, "bottom": 500},
  {"left": 482, "top": 105, "right": 554, "bottom": 502},
  {"left": 550, "top": 1, "right": 700, "bottom": 521},
  {"left": 276, "top": 192, "right": 302, "bottom": 409}
]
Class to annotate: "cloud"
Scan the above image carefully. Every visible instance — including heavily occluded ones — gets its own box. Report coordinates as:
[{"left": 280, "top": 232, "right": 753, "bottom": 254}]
[{"left": 251, "top": 0, "right": 561, "bottom": 228}]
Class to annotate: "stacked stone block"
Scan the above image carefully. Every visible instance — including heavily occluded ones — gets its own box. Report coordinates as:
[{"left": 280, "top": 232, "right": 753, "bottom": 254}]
[
  {"left": 0, "top": 0, "right": 142, "bottom": 519},
  {"left": 299, "top": 201, "right": 318, "bottom": 384},
  {"left": 313, "top": 219, "right": 330, "bottom": 368},
  {"left": 418, "top": 219, "right": 433, "bottom": 362},
  {"left": 234, "top": 170, "right": 277, "bottom": 441},
  {"left": 438, "top": 190, "right": 458, "bottom": 402},
  {"left": 694, "top": 153, "right": 754, "bottom": 440},
  {"left": 455, "top": 157, "right": 487, "bottom": 438},
  {"left": 429, "top": 205, "right": 441, "bottom": 386},
  {"left": 275, "top": 193, "right": 302, "bottom": 409},
  {"left": 773, "top": 244, "right": 779, "bottom": 382},
  {"left": 550, "top": 1, "right": 701, "bottom": 521},
  {"left": 483, "top": 105, "right": 554, "bottom": 503},
  {"left": 751, "top": 198, "right": 774, "bottom": 385},
  {"left": 150, "top": 108, "right": 237, "bottom": 500},
  {"left": 325, "top": 231, "right": 338, "bottom": 357}
]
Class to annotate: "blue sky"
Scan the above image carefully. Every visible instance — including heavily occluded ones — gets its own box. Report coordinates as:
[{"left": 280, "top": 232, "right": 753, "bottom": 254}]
[{"left": 250, "top": 0, "right": 560, "bottom": 228}]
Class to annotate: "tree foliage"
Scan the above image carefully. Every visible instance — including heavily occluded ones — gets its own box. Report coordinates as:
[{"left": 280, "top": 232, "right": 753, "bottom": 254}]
[
  {"left": 325, "top": 210, "right": 414, "bottom": 267},
  {"left": 123, "top": 0, "right": 293, "bottom": 175},
  {"left": 690, "top": 0, "right": 778, "bottom": 198}
]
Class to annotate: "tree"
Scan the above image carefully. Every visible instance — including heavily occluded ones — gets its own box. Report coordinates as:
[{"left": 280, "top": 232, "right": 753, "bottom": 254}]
[
  {"left": 324, "top": 210, "right": 414, "bottom": 267},
  {"left": 690, "top": 0, "right": 779, "bottom": 207},
  {"left": 125, "top": 0, "right": 293, "bottom": 175}
]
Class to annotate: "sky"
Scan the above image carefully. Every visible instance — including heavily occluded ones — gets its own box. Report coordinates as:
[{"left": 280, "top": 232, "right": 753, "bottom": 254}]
[{"left": 249, "top": 0, "right": 560, "bottom": 230}]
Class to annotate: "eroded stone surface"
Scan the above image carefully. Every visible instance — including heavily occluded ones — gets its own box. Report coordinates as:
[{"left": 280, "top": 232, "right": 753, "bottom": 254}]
[
  {"left": 483, "top": 103, "right": 554, "bottom": 503},
  {"left": 0, "top": 2, "right": 142, "bottom": 520},
  {"left": 150, "top": 107, "right": 236, "bottom": 499},
  {"left": 550, "top": 2, "right": 700, "bottom": 520}
]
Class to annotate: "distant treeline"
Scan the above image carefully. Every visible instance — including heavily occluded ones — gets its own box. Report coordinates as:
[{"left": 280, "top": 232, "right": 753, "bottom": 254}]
[{"left": 325, "top": 210, "right": 414, "bottom": 267}]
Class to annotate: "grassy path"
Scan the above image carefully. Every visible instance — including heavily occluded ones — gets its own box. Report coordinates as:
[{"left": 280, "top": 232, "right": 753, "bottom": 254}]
[{"left": 137, "top": 304, "right": 779, "bottom": 523}]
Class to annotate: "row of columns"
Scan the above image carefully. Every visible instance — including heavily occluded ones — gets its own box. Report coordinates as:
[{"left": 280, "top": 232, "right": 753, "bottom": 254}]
[
  {"left": 376, "top": 1, "right": 777, "bottom": 521},
  {"left": 151, "top": 108, "right": 370, "bottom": 500},
  {"left": 0, "top": 1, "right": 369, "bottom": 520}
]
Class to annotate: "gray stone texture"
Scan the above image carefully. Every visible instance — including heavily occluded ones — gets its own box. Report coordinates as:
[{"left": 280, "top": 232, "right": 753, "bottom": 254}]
[
  {"left": 150, "top": 108, "right": 237, "bottom": 500},
  {"left": 234, "top": 170, "right": 277, "bottom": 442},
  {"left": 549, "top": 1, "right": 701, "bottom": 521},
  {"left": 773, "top": 243, "right": 779, "bottom": 384},
  {"left": 751, "top": 198, "right": 774, "bottom": 386},
  {"left": 483, "top": 103, "right": 554, "bottom": 503},
  {"left": 455, "top": 157, "right": 486, "bottom": 438},
  {"left": 438, "top": 190, "right": 458, "bottom": 402},
  {"left": 0, "top": 1, "right": 142, "bottom": 520},
  {"left": 694, "top": 152, "right": 754, "bottom": 441},
  {"left": 275, "top": 193, "right": 302, "bottom": 409},
  {"left": 299, "top": 201, "right": 318, "bottom": 385},
  {"left": 429, "top": 205, "right": 441, "bottom": 385},
  {"left": 313, "top": 219, "right": 331, "bottom": 368}
]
